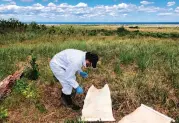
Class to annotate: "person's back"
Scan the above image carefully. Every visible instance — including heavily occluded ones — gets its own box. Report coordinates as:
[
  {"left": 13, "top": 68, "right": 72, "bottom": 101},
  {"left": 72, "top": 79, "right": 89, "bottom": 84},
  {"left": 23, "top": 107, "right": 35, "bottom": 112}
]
[{"left": 50, "top": 49, "right": 86, "bottom": 70}]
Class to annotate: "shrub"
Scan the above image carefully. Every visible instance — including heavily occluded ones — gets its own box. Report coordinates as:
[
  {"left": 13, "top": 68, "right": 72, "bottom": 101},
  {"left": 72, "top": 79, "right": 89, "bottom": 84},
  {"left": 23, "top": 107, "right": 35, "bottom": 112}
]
[
  {"left": 28, "top": 22, "right": 40, "bottom": 31},
  {"left": 129, "top": 26, "right": 139, "bottom": 29},
  {"left": 88, "top": 30, "right": 97, "bottom": 36},
  {"left": 40, "top": 24, "right": 47, "bottom": 30},
  {"left": 102, "top": 30, "right": 114, "bottom": 36},
  {"left": 24, "top": 55, "right": 39, "bottom": 80},
  {"left": 0, "top": 18, "right": 27, "bottom": 33},
  {"left": 117, "top": 26, "right": 130, "bottom": 36},
  {"left": 13, "top": 78, "right": 28, "bottom": 94},
  {"left": 13, "top": 78, "right": 38, "bottom": 99},
  {"left": 48, "top": 26, "right": 56, "bottom": 34}
]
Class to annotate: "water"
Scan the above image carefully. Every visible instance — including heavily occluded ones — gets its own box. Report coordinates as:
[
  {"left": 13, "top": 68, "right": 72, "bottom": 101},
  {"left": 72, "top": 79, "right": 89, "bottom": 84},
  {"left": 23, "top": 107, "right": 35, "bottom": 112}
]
[{"left": 24, "top": 22, "right": 179, "bottom": 25}]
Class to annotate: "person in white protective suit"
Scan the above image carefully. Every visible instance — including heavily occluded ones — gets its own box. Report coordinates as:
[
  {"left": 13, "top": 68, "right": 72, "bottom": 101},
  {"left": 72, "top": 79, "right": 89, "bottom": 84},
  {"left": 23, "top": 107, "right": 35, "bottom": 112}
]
[{"left": 49, "top": 49, "right": 99, "bottom": 110}]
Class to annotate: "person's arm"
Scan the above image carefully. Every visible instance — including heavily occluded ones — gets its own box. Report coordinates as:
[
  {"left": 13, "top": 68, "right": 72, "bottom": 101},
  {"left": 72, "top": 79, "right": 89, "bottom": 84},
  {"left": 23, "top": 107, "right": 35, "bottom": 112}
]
[{"left": 64, "top": 63, "right": 79, "bottom": 89}]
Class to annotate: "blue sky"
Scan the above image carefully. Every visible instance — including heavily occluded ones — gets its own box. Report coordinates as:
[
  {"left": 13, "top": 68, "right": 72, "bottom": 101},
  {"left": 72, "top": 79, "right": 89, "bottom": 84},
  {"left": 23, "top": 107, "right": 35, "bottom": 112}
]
[{"left": 0, "top": 0, "right": 179, "bottom": 22}]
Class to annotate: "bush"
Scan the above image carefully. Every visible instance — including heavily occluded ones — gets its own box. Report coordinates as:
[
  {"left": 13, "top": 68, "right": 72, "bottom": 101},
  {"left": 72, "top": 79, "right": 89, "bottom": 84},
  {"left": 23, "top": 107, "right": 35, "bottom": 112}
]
[
  {"left": 88, "top": 30, "right": 97, "bottom": 36},
  {"left": 13, "top": 78, "right": 38, "bottom": 99},
  {"left": 48, "top": 26, "right": 56, "bottom": 34},
  {"left": 138, "top": 31, "right": 179, "bottom": 38},
  {"left": 67, "top": 26, "right": 75, "bottom": 34},
  {"left": 129, "top": 26, "right": 139, "bottom": 29},
  {"left": 117, "top": 26, "right": 130, "bottom": 36},
  {"left": 40, "top": 24, "right": 47, "bottom": 31},
  {"left": 28, "top": 22, "right": 40, "bottom": 31},
  {"left": 13, "top": 78, "right": 28, "bottom": 94},
  {"left": 101, "top": 30, "right": 114, "bottom": 36},
  {"left": 0, "top": 18, "right": 27, "bottom": 33},
  {"left": 133, "top": 30, "right": 140, "bottom": 33},
  {"left": 24, "top": 55, "right": 39, "bottom": 80},
  {"left": 170, "top": 32, "right": 179, "bottom": 38}
]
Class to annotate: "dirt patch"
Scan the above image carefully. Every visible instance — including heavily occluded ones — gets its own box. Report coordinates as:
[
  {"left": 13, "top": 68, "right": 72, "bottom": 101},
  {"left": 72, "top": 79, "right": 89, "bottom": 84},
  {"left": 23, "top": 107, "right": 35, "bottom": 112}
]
[
  {"left": 39, "top": 83, "right": 88, "bottom": 109},
  {"left": 40, "top": 84, "right": 61, "bottom": 108}
]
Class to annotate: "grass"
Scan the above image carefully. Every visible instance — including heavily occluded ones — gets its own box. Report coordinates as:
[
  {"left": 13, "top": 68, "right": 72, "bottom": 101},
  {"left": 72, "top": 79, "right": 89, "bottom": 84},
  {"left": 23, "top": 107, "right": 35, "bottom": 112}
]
[
  {"left": 0, "top": 107, "right": 8, "bottom": 120},
  {"left": 0, "top": 20, "right": 179, "bottom": 122}
]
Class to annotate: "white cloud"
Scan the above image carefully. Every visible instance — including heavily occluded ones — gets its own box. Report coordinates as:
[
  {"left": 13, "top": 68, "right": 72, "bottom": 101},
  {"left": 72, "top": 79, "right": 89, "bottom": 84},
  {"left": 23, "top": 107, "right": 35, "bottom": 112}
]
[
  {"left": 169, "top": 8, "right": 173, "bottom": 11},
  {"left": 118, "top": 3, "right": 128, "bottom": 9},
  {"left": 167, "top": 2, "right": 175, "bottom": 7},
  {"left": 9, "top": 1, "right": 16, "bottom": 5},
  {"left": 0, "top": 4, "right": 19, "bottom": 11},
  {"left": 76, "top": 2, "right": 88, "bottom": 7},
  {"left": 140, "top": 1, "right": 154, "bottom": 5},
  {"left": 175, "top": 7, "right": 179, "bottom": 12},
  {"left": 109, "top": 12, "right": 116, "bottom": 16},
  {"left": 123, "top": 14, "right": 128, "bottom": 17},
  {"left": 33, "top": 3, "right": 43, "bottom": 7},
  {"left": 59, "top": 3, "right": 72, "bottom": 8},
  {"left": 158, "top": 13, "right": 173, "bottom": 16},
  {"left": 138, "top": 5, "right": 162, "bottom": 12},
  {"left": 48, "top": 2, "right": 56, "bottom": 7},
  {"left": 2, "top": 0, "right": 16, "bottom": 5},
  {"left": 21, "top": 0, "right": 33, "bottom": 2},
  {"left": 2, "top": 0, "right": 12, "bottom": 2}
]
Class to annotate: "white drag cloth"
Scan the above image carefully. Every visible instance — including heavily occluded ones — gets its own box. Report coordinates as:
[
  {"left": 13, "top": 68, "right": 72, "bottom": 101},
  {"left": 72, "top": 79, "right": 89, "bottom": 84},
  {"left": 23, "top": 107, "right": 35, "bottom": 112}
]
[
  {"left": 81, "top": 84, "right": 115, "bottom": 121},
  {"left": 118, "top": 104, "right": 175, "bottom": 123}
]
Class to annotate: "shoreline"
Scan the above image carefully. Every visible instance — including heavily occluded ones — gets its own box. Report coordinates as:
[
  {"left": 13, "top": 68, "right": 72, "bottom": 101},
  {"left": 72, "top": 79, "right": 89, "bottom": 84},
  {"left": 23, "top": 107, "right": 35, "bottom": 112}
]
[
  {"left": 23, "top": 22, "right": 179, "bottom": 27},
  {"left": 41, "top": 24, "right": 179, "bottom": 27}
]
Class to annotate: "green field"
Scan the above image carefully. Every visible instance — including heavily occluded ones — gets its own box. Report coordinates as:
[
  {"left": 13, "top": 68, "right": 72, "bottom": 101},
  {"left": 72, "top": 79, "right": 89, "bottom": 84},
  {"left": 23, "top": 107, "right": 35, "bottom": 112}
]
[{"left": 0, "top": 19, "right": 179, "bottom": 122}]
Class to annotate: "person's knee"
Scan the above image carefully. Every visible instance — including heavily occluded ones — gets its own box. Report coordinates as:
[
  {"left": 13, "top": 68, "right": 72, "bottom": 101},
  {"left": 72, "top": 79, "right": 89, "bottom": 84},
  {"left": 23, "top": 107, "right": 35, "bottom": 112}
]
[{"left": 62, "top": 86, "right": 73, "bottom": 95}]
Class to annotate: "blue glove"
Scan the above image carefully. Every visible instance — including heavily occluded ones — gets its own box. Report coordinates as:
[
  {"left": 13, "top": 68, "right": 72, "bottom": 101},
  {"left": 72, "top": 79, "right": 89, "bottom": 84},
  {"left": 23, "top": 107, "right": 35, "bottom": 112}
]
[
  {"left": 76, "top": 86, "right": 83, "bottom": 94},
  {"left": 80, "top": 72, "right": 88, "bottom": 78}
]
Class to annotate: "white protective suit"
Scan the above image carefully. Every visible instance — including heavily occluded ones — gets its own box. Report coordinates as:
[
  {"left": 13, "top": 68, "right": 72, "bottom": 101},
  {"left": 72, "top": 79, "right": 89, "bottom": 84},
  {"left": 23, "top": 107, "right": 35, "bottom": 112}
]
[{"left": 49, "top": 49, "right": 86, "bottom": 95}]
